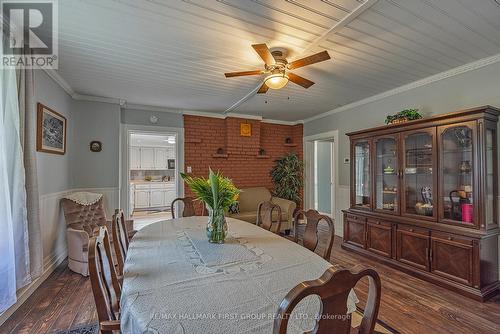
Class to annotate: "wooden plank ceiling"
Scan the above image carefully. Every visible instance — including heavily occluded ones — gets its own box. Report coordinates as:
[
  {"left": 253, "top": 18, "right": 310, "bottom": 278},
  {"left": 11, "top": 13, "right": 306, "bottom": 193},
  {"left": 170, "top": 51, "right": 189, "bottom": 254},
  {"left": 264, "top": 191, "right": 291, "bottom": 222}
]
[{"left": 57, "top": 0, "right": 500, "bottom": 121}]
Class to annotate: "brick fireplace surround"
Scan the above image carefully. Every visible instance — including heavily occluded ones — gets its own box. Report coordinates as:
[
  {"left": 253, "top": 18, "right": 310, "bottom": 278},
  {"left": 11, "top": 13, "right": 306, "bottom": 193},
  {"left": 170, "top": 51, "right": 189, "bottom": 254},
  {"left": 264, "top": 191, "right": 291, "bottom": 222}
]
[{"left": 183, "top": 115, "right": 303, "bottom": 208}]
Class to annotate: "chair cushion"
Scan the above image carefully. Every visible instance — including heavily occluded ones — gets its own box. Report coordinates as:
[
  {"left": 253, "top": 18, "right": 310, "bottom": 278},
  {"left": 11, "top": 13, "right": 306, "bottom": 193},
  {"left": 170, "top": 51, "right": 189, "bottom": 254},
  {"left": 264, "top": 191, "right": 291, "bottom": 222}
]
[
  {"left": 237, "top": 187, "right": 272, "bottom": 213},
  {"left": 61, "top": 198, "right": 107, "bottom": 236}
]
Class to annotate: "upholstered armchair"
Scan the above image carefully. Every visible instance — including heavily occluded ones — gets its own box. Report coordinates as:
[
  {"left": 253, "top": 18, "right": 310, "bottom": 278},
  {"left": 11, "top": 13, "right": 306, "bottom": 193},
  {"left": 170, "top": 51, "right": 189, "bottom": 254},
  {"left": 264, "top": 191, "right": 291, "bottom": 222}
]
[{"left": 61, "top": 192, "right": 135, "bottom": 276}]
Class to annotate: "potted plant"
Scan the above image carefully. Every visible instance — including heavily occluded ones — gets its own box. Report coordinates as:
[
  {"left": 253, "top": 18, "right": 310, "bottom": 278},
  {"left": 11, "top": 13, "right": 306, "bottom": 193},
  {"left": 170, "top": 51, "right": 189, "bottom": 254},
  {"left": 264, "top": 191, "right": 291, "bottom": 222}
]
[
  {"left": 181, "top": 169, "right": 240, "bottom": 243},
  {"left": 385, "top": 109, "right": 422, "bottom": 125},
  {"left": 270, "top": 153, "right": 303, "bottom": 204}
]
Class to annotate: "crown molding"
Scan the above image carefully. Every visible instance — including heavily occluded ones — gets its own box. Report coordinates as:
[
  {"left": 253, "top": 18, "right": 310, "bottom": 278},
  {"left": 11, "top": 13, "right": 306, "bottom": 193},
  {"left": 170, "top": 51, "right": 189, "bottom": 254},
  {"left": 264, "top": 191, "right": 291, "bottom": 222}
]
[
  {"left": 73, "top": 93, "right": 123, "bottom": 105},
  {"left": 124, "top": 103, "right": 183, "bottom": 113},
  {"left": 42, "top": 69, "right": 76, "bottom": 98},
  {"left": 302, "top": 53, "right": 500, "bottom": 123},
  {"left": 261, "top": 118, "right": 302, "bottom": 125}
]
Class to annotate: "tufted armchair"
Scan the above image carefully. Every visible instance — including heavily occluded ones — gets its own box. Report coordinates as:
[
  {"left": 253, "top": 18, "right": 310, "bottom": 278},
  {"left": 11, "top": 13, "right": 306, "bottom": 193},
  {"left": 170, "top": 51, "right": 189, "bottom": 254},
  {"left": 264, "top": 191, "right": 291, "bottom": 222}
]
[{"left": 61, "top": 193, "right": 135, "bottom": 276}]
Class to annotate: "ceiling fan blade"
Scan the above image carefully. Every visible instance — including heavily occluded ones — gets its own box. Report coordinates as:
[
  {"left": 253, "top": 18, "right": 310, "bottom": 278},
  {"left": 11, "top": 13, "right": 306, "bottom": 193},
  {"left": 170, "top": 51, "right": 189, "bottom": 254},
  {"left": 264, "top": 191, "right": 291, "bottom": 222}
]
[
  {"left": 257, "top": 82, "right": 269, "bottom": 94},
  {"left": 224, "top": 70, "right": 263, "bottom": 78},
  {"left": 252, "top": 43, "right": 275, "bottom": 66},
  {"left": 288, "top": 72, "right": 315, "bottom": 88},
  {"left": 288, "top": 51, "right": 331, "bottom": 70}
]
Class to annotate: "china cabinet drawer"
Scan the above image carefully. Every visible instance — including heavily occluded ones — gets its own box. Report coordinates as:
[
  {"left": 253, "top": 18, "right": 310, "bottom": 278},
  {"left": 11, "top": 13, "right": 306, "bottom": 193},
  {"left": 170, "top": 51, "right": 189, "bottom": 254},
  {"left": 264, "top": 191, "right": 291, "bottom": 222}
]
[
  {"left": 346, "top": 213, "right": 366, "bottom": 222},
  {"left": 431, "top": 231, "right": 473, "bottom": 246},
  {"left": 397, "top": 224, "right": 429, "bottom": 236}
]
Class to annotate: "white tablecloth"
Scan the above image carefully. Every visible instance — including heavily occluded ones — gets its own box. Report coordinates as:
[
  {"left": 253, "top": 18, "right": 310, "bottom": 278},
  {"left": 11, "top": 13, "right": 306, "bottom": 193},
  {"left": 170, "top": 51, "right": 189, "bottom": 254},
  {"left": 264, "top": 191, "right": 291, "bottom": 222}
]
[{"left": 120, "top": 217, "right": 357, "bottom": 334}]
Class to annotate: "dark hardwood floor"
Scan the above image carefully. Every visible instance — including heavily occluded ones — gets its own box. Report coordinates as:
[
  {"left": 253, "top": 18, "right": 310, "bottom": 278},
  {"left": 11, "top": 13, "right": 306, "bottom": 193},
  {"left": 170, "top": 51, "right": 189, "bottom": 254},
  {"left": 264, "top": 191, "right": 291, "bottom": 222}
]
[{"left": 1, "top": 235, "right": 499, "bottom": 334}]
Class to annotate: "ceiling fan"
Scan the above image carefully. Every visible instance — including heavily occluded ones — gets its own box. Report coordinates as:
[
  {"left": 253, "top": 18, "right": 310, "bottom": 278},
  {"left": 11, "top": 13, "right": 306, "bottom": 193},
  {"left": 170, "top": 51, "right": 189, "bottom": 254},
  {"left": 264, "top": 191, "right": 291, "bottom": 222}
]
[{"left": 224, "top": 43, "right": 331, "bottom": 94}]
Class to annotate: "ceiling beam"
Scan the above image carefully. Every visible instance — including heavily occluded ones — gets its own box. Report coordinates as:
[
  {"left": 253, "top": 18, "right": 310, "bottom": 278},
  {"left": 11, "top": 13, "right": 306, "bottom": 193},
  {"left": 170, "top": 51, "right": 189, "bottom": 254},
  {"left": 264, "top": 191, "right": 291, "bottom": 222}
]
[{"left": 298, "top": 0, "right": 379, "bottom": 57}]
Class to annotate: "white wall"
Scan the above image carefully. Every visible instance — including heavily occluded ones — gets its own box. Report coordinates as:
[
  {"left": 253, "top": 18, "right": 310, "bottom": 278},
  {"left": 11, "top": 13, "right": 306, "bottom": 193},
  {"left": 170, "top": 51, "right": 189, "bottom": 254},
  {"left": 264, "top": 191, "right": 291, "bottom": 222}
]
[
  {"left": 121, "top": 107, "right": 183, "bottom": 128},
  {"left": 71, "top": 101, "right": 121, "bottom": 189}
]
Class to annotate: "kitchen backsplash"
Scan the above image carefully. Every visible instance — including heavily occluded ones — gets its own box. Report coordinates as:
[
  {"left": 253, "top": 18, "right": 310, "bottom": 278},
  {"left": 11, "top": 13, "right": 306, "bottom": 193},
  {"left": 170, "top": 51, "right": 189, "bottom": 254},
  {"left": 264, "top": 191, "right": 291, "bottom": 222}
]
[{"left": 130, "top": 169, "right": 176, "bottom": 181}]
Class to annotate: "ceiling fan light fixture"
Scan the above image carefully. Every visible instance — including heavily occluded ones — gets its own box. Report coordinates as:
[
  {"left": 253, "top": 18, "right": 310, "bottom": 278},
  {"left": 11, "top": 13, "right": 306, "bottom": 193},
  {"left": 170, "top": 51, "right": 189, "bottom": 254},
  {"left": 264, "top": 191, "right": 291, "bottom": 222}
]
[{"left": 264, "top": 72, "right": 289, "bottom": 90}]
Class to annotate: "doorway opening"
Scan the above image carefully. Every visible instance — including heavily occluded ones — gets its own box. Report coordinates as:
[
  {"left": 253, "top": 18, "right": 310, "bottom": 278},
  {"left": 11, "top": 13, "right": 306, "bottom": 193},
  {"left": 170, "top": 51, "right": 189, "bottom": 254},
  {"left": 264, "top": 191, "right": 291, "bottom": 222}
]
[
  {"left": 304, "top": 131, "right": 338, "bottom": 222},
  {"left": 313, "top": 139, "right": 335, "bottom": 215},
  {"left": 128, "top": 132, "right": 177, "bottom": 229}
]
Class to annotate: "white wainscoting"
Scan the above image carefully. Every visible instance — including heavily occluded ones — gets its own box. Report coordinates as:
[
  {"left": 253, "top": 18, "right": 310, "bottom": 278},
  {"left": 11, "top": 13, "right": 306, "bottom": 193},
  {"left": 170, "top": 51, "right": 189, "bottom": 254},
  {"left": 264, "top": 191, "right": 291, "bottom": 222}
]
[
  {"left": 334, "top": 185, "right": 350, "bottom": 238},
  {"left": 0, "top": 187, "right": 119, "bottom": 326}
]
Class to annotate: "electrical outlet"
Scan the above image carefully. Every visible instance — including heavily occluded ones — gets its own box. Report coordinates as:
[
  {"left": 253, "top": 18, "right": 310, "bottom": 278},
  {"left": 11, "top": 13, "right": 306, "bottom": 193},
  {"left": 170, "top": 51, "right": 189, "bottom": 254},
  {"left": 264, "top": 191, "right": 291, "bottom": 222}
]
[
  {"left": 344, "top": 157, "right": 350, "bottom": 164},
  {"left": 187, "top": 166, "right": 192, "bottom": 173}
]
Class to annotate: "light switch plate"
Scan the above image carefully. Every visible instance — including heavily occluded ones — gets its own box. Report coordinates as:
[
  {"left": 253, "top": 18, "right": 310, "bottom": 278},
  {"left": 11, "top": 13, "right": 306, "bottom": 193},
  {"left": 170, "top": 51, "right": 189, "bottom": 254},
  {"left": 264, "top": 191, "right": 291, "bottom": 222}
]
[
  {"left": 344, "top": 157, "right": 350, "bottom": 164},
  {"left": 186, "top": 166, "right": 192, "bottom": 173}
]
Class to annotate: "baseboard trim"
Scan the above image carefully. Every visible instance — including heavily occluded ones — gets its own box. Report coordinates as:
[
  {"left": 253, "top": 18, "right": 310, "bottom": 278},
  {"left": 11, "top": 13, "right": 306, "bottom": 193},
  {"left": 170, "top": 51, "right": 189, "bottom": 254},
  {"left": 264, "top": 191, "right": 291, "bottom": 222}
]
[{"left": 0, "top": 249, "right": 67, "bottom": 326}]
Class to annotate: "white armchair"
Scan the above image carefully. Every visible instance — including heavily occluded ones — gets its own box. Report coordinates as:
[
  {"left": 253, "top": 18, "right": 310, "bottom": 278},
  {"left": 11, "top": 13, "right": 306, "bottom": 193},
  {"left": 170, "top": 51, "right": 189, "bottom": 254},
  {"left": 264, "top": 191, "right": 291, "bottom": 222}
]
[{"left": 61, "top": 192, "right": 135, "bottom": 276}]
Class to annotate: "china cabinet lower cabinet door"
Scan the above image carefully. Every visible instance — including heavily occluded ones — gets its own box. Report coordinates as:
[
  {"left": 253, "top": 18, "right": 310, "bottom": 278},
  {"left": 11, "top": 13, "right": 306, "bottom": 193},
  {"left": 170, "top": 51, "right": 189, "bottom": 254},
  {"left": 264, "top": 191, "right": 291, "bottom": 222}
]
[
  {"left": 366, "top": 220, "right": 392, "bottom": 258},
  {"left": 344, "top": 219, "right": 366, "bottom": 248},
  {"left": 430, "top": 233, "right": 474, "bottom": 286},
  {"left": 396, "top": 225, "right": 430, "bottom": 271}
]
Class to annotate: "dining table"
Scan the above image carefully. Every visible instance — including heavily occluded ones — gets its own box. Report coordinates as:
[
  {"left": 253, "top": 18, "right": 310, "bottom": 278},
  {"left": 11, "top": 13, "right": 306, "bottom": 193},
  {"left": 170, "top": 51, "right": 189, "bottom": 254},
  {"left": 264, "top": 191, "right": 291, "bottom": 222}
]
[{"left": 120, "top": 216, "right": 358, "bottom": 334}]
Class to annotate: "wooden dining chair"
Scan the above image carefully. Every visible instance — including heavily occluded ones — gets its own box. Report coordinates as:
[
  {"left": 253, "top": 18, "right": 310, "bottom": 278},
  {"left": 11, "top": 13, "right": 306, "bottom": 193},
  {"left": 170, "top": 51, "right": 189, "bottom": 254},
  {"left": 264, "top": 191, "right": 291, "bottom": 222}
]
[
  {"left": 88, "top": 228, "right": 122, "bottom": 334},
  {"left": 292, "top": 209, "right": 335, "bottom": 260},
  {"left": 171, "top": 197, "right": 199, "bottom": 219},
  {"left": 256, "top": 201, "right": 282, "bottom": 234},
  {"left": 273, "top": 267, "right": 381, "bottom": 334},
  {"left": 112, "top": 209, "right": 129, "bottom": 276}
]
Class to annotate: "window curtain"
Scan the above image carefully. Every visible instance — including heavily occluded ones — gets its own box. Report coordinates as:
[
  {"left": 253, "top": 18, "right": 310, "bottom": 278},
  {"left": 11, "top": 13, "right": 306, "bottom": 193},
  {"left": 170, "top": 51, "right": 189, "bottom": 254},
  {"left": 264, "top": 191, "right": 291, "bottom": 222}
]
[
  {"left": 0, "top": 66, "right": 30, "bottom": 313},
  {"left": 17, "top": 66, "right": 43, "bottom": 279}
]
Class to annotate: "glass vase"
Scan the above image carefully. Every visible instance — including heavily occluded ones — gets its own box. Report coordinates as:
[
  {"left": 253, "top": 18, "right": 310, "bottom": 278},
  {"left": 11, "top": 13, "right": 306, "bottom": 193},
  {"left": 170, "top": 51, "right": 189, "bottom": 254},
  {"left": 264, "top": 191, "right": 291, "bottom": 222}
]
[{"left": 206, "top": 207, "right": 227, "bottom": 243}]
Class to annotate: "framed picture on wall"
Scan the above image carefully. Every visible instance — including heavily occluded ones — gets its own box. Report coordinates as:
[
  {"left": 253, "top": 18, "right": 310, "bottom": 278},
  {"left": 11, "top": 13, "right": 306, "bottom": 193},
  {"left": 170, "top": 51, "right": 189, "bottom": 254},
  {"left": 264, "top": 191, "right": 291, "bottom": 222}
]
[{"left": 37, "top": 103, "right": 67, "bottom": 155}]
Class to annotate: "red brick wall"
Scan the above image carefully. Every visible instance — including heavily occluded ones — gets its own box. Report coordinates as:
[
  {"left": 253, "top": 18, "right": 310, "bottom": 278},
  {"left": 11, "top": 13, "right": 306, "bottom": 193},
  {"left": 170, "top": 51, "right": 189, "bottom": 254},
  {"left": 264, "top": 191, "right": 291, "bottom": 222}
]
[{"left": 183, "top": 115, "right": 303, "bottom": 207}]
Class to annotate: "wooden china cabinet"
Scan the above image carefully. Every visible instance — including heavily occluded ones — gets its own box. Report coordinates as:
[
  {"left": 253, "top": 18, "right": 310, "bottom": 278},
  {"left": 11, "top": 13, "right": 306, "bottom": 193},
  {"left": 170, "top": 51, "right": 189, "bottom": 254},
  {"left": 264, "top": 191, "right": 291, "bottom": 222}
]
[{"left": 342, "top": 106, "right": 500, "bottom": 301}]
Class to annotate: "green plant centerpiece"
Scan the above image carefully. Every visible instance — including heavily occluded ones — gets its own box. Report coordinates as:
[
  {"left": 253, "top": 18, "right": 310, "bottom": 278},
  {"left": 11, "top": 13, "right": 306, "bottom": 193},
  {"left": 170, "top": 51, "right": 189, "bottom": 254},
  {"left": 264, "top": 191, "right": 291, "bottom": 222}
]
[
  {"left": 270, "top": 153, "right": 304, "bottom": 203},
  {"left": 181, "top": 169, "right": 240, "bottom": 243},
  {"left": 385, "top": 109, "right": 422, "bottom": 125}
]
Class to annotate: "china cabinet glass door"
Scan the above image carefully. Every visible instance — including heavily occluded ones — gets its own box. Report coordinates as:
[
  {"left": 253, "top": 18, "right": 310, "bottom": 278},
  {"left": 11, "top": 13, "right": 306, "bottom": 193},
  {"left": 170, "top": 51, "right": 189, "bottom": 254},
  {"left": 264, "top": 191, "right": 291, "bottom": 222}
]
[
  {"left": 374, "top": 136, "right": 399, "bottom": 214},
  {"left": 439, "top": 122, "right": 476, "bottom": 227},
  {"left": 402, "top": 129, "right": 436, "bottom": 219},
  {"left": 353, "top": 140, "right": 371, "bottom": 209}
]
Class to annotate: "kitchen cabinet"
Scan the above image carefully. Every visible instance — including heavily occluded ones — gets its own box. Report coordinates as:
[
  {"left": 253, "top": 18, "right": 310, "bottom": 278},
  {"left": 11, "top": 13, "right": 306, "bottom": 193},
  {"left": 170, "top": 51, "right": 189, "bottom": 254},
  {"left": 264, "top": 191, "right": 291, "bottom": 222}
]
[
  {"left": 154, "top": 148, "right": 168, "bottom": 169},
  {"left": 132, "top": 182, "right": 176, "bottom": 210},
  {"left": 130, "top": 146, "right": 175, "bottom": 170},
  {"left": 150, "top": 189, "right": 166, "bottom": 207},
  {"left": 130, "top": 147, "right": 141, "bottom": 169},
  {"left": 140, "top": 148, "right": 155, "bottom": 169},
  {"left": 135, "top": 190, "right": 150, "bottom": 209}
]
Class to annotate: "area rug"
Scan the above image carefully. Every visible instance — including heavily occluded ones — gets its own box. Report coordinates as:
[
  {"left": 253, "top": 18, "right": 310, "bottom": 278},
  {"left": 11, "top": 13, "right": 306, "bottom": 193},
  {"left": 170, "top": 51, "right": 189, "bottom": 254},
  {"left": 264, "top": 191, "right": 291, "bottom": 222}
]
[{"left": 54, "top": 324, "right": 98, "bottom": 334}]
